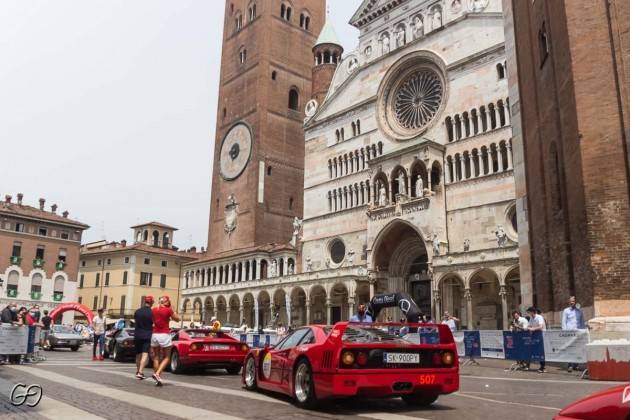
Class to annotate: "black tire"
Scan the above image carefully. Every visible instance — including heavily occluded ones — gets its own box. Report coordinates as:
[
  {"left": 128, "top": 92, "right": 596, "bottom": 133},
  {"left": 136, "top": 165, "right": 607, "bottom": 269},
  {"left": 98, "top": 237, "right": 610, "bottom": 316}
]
[
  {"left": 243, "top": 356, "right": 257, "bottom": 390},
  {"left": 401, "top": 393, "right": 438, "bottom": 407},
  {"left": 112, "top": 344, "right": 123, "bottom": 362},
  {"left": 49, "top": 346, "right": 54, "bottom": 351},
  {"left": 170, "top": 350, "right": 184, "bottom": 374},
  {"left": 226, "top": 365, "right": 241, "bottom": 375},
  {"left": 293, "top": 359, "right": 318, "bottom": 409},
  {"left": 71, "top": 346, "right": 79, "bottom": 352}
]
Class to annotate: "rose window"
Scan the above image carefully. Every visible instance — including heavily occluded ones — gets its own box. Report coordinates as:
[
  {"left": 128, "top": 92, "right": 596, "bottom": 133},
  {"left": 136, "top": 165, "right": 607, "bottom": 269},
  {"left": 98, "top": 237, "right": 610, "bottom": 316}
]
[{"left": 393, "top": 70, "right": 443, "bottom": 131}]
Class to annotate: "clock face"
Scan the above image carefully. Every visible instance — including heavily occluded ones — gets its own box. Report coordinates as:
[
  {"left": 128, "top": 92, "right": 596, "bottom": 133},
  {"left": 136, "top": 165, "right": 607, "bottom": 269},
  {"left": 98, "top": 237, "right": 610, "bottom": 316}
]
[{"left": 220, "top": 122, "right": 252, "bottom": 181}]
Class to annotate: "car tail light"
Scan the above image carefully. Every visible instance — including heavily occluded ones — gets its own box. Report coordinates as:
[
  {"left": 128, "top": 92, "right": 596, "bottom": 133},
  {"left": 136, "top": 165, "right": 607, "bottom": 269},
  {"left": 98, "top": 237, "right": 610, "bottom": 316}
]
[
  {"left": 191, "top": 343, "right": 201, "bottom": 352},
  {"left": 241, "top": 344, "right": 249, "bottom": 352},
  {"left": 341, "top": 351, "right": 355, "bottom": 366},
  {"left": 441, "top": 351, "right": 454, "bottom": 366},
  {"left": 356, "top": 351, "right": 368, "bottom": 366},
  {"left": 432, "top": 352, "right": 442, "bottom": 366}
]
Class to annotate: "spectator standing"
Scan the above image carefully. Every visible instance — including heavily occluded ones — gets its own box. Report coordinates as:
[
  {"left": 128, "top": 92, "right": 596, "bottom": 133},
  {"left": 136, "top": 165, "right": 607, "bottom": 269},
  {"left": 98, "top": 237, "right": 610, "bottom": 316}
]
[
  {"left": 1, "top": 303, "right": 17, "bottom": 324},
  {"left": 350, "top": 304, "right": 373, "bottom": 323},
  {"left": 562, "top": 296, "right": 585, "bottom": 372},
  {"left": 29, "top": 305, "right": 41, "bottom": 322},
  {"left": 134, "top": 296, "right": 154, "bottom": 380},
  {"left": 40, "top": 310, "right": 52, "bottom": 348},
  {"left": 511, "top": 310, "right": 529, "bottom": 331},
  {"left": 527, "top": 307, "right": 547, "bottom": 373},
  {"left": 151, "top": 296, "right": 180, "bottom": 386},
  {"left": 91, "top": 309, "right": 106, "bottom": 361},
  {"left": 441, "top": 312, "right": 459, "bottom": 333}
]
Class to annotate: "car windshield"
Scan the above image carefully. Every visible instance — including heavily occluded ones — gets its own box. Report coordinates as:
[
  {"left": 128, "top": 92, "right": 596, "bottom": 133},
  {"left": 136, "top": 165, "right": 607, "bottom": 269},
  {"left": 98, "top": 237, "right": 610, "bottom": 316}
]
[
  {"left": 342, "top": 326, "right": 412, "bottom": 343},
  {"left": 53, "top": 326, "right": 75, "bottom": 334},
  {"left": 186, "top": 330, "right": 225, "bottom": 338}
]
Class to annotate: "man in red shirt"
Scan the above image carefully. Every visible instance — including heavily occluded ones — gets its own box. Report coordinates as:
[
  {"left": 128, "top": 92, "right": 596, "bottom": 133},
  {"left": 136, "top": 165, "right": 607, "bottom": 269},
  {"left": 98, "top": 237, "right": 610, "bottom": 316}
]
[{"left": 150, "top": 296, "right": 180, "bottom": 386}]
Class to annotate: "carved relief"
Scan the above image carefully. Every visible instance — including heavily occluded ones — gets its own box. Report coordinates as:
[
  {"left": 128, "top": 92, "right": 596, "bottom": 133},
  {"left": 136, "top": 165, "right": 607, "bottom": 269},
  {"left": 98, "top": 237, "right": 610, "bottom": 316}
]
[{"left": 224, "top": 194, "right": 239, "bottom": 235}]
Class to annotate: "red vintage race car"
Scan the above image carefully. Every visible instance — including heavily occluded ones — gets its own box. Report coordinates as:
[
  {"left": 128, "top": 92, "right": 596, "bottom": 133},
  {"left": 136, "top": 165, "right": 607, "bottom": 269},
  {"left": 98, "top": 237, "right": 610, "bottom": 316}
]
[
  {"left": 169, "top": 328, "right": 249, "bottom": 375},
  {"left": 554, "top": 384, "right": 630, "bottom": 420},
  {"left": 242, "top": 322, "right": 459, "bottom": 409}
]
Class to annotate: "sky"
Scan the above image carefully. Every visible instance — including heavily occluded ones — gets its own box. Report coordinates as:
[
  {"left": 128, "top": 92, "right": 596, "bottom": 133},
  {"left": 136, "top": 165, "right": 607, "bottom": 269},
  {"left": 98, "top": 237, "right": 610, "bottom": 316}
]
[{"left": 0, "top": 0, "right": 363, "bottom": 249}]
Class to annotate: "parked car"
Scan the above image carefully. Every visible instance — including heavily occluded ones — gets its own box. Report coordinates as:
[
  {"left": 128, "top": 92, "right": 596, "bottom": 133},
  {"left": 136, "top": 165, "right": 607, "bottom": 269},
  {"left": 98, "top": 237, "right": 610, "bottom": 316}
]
[
  {"left": 104, "top": 328, "right": 136, "bottom": 362},
  {"left": 555, "top": 384, "right": 630, "bottom": 420},
  {"left": 169, "top": 328, "right": 249, "bottom": 374},
  {"left": 243, "top": 322, "right": 459, "bottom": 409},
  {"left": 45, "top": 325, "right": 83, "bottom": 351}
]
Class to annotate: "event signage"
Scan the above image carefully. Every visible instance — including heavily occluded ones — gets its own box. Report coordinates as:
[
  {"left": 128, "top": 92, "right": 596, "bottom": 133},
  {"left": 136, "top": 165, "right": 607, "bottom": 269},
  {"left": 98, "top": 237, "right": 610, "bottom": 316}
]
[
  {"left": 463, "top": 331, "right": 481, "bottom": 357},
  {"left": 479, "top": 330, "right": 505, "bottom": 359},
  {"left": 543, "top": 329, "right": 588, "bottom": 363},
  {"left": 503, "top": 331, "right": 545, "bottom": 362},
  {"left": 0, "top": 325, "right": 29, "bottom": 355}
]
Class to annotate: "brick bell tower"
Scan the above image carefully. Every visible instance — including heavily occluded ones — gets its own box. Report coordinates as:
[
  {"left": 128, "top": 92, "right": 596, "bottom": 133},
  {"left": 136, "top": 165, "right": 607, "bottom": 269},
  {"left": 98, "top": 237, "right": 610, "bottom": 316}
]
[
  {"left": 207, "top": 0, "right": 325, "bottom": 257},
  {"left": 311, "top": 17, "right": 343, "bottom": 104}
]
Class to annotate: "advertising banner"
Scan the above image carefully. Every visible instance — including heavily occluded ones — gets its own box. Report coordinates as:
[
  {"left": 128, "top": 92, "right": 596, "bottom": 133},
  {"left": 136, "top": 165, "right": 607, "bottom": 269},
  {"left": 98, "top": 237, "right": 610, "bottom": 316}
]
[
  {"left": 464, "top": 331, "right": 481, "bottom": 357},
  {"left": 479, "top": 330, "right": 505, "bottom": 359},
  {"left": 453, "top": 331, "right": 465, "bottom": 357},
  {"left": 543, "top": 329, "right": 588, "bottom": 363},
  {"left": 27, "top": 326, "right": 41, "bottom": 353},
  {"left": 503, "top": 331, "right": 545, "bottom": 362},
  {"left": 0, "top": 324, "right": 29, "bottom": 354}
]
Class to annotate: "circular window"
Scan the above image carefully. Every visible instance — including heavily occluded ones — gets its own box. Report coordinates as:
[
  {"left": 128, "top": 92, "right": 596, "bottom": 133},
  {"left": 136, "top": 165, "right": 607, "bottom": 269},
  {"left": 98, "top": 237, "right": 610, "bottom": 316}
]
[
  {"left": 329, "top": 239, "right": 346, "bottom": 264},
  {"left": 506, "top": 203, "right": 518, "bottom": 239},
  {"left": 377, "top": 52, "right": 447, "bottom": 141}
]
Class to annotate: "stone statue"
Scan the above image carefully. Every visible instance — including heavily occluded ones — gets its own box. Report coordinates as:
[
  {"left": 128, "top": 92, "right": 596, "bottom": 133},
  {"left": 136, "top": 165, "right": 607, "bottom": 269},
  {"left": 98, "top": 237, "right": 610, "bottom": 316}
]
[
  {"left": 463, "top": 239, "right": 470, "bottom": 252},
  {"left": 413, "top": 16, "right": 424, "bottom": 39},
  {"left": 325, "top": 258, "right": 331, "bottom": 268},
  {"left": 395, "top": 26, "right": 406, "bottom": 48},
  {"left": 347, "top": 249, "right": 355, "bottom": 266},
  {"left": 305, "top": 257, "right": 312, "bottom": 272},
  {"left": 290, "top": 217, "right": 302, "bottom": 247},
  {"left": 432, "top": 233, "right": 440, "bottom": 256},
  {"left": 379, "top": 183, "right": 388, "bottom": 206},
  {"left": 432, "top": 8, "right": 442, "bottom": 30},
  {"left": 415, "top": 175, "right": 424, "bottom": 198},
  {"left": 469, "top": 0, "right": 489, "bottom": 12},
  {"left": 347, "top": 57, "right": 359, "bottom": 73},
  {"left": 287, "top": 262, "right": 294, "bottom": 275},
  {"left": 495, "top": 225, "right": 508, "bottom": 247},
  {"left": 269, "top": 259, "right": 277, "bottom": 277},
  {"left": 224, "top": 193, "right": 239, "bottom": 235},
  {"left": 397, "top": 173, "right": 406, "bottom": 196},
  {"left": 382, "top": 34, "right": 390, "bottom": 54},
  {"left": 451, "top": 0, "right": 462, "bottom": 13}
]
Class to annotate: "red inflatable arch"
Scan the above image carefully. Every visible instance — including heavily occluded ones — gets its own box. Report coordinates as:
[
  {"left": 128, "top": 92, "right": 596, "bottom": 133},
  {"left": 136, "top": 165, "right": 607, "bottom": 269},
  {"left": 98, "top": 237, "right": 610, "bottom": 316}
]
[{"left": 49, "top": 302, "right": 95, "bottom": 324}]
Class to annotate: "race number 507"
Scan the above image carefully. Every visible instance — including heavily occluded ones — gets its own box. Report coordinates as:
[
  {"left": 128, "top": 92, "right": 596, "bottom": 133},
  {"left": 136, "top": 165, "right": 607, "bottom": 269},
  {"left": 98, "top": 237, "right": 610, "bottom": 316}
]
[
  {"left": 418, "top": 375, "right": 436, "bottom": 385},
  {"left": 10, "top": 383, "right": 43, "bottom": 407}
]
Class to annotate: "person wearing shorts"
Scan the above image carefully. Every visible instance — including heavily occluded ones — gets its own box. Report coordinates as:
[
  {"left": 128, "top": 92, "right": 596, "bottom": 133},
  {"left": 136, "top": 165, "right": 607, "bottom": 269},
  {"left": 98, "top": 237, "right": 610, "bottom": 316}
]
[
  {"left": 151, "top": 296, "right": 180, "bottom": 385},
  {"left": 133, "top": 295, "right": 154, "bottom": 380}
]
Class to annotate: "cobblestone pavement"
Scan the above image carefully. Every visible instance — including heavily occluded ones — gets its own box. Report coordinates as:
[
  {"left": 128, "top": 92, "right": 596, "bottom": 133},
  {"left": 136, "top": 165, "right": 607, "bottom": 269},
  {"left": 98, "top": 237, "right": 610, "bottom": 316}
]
[{"left": 0, "top": 347, "right": 620, "bottom": 419}]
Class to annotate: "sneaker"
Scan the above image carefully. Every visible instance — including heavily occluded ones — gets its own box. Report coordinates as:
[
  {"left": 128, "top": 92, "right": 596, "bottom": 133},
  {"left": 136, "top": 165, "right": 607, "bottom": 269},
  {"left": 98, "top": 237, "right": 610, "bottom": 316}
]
[
  {"left": 152, "top": 373, "right": 163, "bottom": 386},
  {"left": 537, "top": 368, "right": 546, "bottom": 373},
  {"left": 136, "top": 372, "right": 146, "bottom": 380}
]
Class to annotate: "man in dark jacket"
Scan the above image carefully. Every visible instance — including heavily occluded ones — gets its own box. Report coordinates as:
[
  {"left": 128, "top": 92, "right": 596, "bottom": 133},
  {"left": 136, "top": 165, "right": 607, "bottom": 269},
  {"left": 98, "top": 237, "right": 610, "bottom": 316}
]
[
  {"left": 1, "top": 303, "right": 17, "bottom": 324},
  {"left": 133, "top": 296, "right": 154, "bottom": 380}
]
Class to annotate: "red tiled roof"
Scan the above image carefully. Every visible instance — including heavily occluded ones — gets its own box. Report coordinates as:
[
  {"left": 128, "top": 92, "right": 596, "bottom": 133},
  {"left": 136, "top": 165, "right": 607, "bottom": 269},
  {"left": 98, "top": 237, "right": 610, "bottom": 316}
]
[
  {"left": 130, "top": 221, "right": 178, "bottom": 231},
  {"left": 187, "top": 242, "right": 296, "bottom": 266},
  {"left": 0, "top": 202, "right": 89, "bottom": 229},
  {"left": 80, "top": 242, "right": 200, "bottom": 260}
]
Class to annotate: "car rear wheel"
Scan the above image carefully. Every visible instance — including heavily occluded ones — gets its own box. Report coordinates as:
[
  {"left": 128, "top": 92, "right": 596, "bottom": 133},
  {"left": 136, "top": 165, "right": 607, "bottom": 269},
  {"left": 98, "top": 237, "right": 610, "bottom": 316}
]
[
  {"left": 170, "top": 350, "right": 184, "bottom": 374},
  {"left": 112, "top": 344, "right": 123, "bottom": 362},
  {"left": 293, "top": 359, "right": 318, "bottom": 409},
  {"left": 244, "top": 356, "right": 257, "bottom": 390},
  {"left": 71, "top": 346, "right": 79, "bottom": 352},
  {"left": 402, "top": 393, "right": 438, "bottom": 407}
]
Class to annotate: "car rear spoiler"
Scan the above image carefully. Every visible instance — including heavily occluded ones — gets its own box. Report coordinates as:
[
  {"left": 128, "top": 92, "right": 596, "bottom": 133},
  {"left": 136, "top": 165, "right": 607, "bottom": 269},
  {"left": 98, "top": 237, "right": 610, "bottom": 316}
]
[{"left": 327, "top": 322, "right": 455, "bottom": 345}]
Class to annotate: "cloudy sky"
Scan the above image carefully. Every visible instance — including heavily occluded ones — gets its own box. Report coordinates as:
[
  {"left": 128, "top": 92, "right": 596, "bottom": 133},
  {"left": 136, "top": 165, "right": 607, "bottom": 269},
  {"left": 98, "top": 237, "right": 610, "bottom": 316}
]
[{"left": 0, "top": 0, "right": 363, "bottom": 249}]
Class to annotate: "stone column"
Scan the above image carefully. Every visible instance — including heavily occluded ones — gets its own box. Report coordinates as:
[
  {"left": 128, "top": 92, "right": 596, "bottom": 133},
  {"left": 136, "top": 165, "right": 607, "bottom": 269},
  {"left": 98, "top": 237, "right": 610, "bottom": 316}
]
[
  {"left": 433, "top": 289, "right": 441, "bottom": 322},
  {"left": 326, "top": 299, "right": 333, "bottom": 325},
  {"left": 445, "top": 162, "right": 451, "bottom": 184},
  {"left": 212, "top": 307, "right": 217, "bottom": 320},
  {"left": 427, "top": 169, "right": 433, "bottom": 192},
  {"left": 239, "top": 305, "right": 244, "bottom": 324},
  {"left": 505, "top": 105, "right": 511, "bottom": 126},
  {"left": 464, "top": 288, "right": 473, "bottom": 330},
  {"left": 458, "top": 157, "right": 464, "bottom": 182},
  {"left": 226, "top": 308, "right": 232, "bottom": 324},
  {"left": 226, "top": 265, "right": 231, "bottom": 283},
  {"left": 477, "top": 111, "right": 483, "bottom": 133},
  {"left": 369, "top": 281, "right": 376, "bottom": 300},
  {"left": 305, "top": 301, "right": 311, "bottom": 325},
  {"left": 500, "top": 285, "right": 509, "bottom": 330},
  {"left": 507, "top": 144, "right": 513, "bottom": 170},
  {"left": 255, "top": 259, "right": 261, "bottom": 280},
  {"left": 347, "top": 296, "right": 356, "bottom": 320}
]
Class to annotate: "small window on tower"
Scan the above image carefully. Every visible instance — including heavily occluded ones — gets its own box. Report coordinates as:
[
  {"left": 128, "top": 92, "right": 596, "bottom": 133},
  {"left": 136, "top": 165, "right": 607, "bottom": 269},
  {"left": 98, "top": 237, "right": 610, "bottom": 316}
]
[
  {"left": 289, "top": 197, "right": 294, "bottom": 210},
  {"left": 267, "top": 166, "right": 272, "bottom": 176},
  {"left": 288, "top": 89, "right": 299, "bottom": 111},
  {"left": 271, "top": 71, "right": 277, "bottom": 80},
  {"left": 223, "top": 107, "right": 227, "bottom": 119}
]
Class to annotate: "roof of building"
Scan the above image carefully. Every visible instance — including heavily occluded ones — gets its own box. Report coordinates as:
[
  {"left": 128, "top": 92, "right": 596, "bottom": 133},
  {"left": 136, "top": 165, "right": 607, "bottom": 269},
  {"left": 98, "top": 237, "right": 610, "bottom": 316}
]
[
  {"left": 187, "top": 242, "right": 296, "bottom": 267},
  {"left": 80, "top": 241, "right": 200, "bottom": 260},
  {"left": 315, "top": 18, "right": 342, "bottom": 47},
  {"left": 130, "top": 221, "right": 178, "bottom": 231},
  {"left": 0, "top": 201, "right": 89, "bottom": 229}
]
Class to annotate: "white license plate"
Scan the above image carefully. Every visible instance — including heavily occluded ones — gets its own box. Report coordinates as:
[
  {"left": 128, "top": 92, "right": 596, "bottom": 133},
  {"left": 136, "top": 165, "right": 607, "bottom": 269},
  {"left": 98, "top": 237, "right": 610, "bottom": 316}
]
[
  {"left": 383, "top": 353, "right": 419, "bottom": 364},
  {"left": 207, "top": 344, "right": 230, "bottom": 351}
]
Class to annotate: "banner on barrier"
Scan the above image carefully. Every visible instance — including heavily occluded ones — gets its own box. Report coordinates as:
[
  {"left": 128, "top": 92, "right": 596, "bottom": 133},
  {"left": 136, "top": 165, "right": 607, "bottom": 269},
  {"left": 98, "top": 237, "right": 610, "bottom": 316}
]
[
  {"left": 464, "top": 331, "right": 481, "bottom": 357},
  {"left": 503, "top": 331, "right": 545, "bottom": 362},
  {"left": 27, "top": 326, "right": 41, "bottom": 353},
  {"left": 453, "top": 331, "right": 465, "bottom": 357},
  {"left": 480, "top": 330, "right": 505, "bottom": 359},
  {"left": 543, "top": 330, "right": 588, "bottom": 363},
  {"left": 0, "top": 324, "right": 29, "bottom": 354}
]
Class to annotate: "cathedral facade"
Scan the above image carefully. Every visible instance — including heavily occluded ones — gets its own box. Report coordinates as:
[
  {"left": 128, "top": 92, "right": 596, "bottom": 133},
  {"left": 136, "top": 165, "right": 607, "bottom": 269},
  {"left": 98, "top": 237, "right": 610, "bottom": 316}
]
[{"left": 182, "top": 0, "right": 521, "bottom": 331}]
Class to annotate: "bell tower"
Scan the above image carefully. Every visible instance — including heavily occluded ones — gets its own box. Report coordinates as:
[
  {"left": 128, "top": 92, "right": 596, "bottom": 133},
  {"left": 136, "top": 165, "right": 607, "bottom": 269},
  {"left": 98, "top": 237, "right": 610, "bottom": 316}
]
[
  {"left": 311, "top": 18, "right": 343, "bottom": 104},
  {"left": 207, "top": 0, "right": 325, "bottom": 257}
]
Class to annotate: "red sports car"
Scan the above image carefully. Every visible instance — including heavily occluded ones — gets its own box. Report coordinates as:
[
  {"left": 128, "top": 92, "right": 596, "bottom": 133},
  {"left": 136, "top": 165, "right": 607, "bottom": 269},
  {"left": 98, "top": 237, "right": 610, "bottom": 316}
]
[
  {"left": 555, "top": 385, "right": 630, "bottom": 420},
  {"left": 242, "top": 322, "right": 459, "bottom": 409},
  {"left": 169, "top": 329, "right": 249, "bottom": 375}
]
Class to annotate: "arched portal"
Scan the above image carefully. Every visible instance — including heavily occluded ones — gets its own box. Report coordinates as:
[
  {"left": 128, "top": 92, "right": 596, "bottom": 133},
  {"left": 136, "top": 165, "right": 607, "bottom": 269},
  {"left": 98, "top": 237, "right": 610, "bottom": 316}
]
[
  {"left": 330, "top": 283, "right": 349, "bottom": 323},
  {"left": 439, "top": 275, "right": 466, "bottom": 326},
  {"left": 272, "top": 289, "right": 288, "bottom": 327},
  {"left": 372, "top": 220, "right": 431, "bottom": 317},
  {"left": 505, "top": 265, "right": 522, "bottom": 313},
  {"left": 242, "top": 293, "right": 255, "bottom": 328},
  {"left": 290, "top": 287, "right": 307, "bottom": 326},
  {"left": 192, "top": 298, "right": 203, "bottom": 325},
  {"left": 49, "top": 303, "right": 94, "bottom": 324},
  {"left": 228, "top": 294, "right": 240, "bottom": 325},
  {"left": 469, "top": 269, "right": 502, "bottom": 329},
  {"left": 204, "top": 296, "right": 214, "bottom": 323},
  {"left": 216, "top": 296, "right": 227, "bottom": 324},
  {"left": 257, "top": 291, "right": 271, "bottom": 328},
  {"left": 309, "top": 285, "right": 327, "bottom": 324}
]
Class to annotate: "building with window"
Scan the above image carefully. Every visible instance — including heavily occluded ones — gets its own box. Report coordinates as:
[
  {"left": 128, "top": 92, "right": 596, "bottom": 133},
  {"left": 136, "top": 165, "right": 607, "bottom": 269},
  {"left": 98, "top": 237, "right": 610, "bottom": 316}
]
[
  {"left": 0, "top": 193, "right": 89, "bottom": 323},
  {"left": 182, "top": 0, "right": 521, "bottom": 331},
  {"left": 502, "top": 0, "right": 630, "bottom": 321},
  {"left": 78, "top": 222, "right": 199, "bottom": 321}
]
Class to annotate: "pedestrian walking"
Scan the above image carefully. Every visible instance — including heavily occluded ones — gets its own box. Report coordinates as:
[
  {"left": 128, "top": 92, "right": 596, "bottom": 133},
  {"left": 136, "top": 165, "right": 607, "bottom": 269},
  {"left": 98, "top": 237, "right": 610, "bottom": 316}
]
[
  {"left": 134, "top": 296, "right": 154, "bottom": 380},
  {"left": 91, "top": 308, "right": 106, "bottom": 361},
  {"left": 151, "top": 296, "right": 180, "bottom": 386},
  {"left": 526, "top": 306, "right": 546, "bottom": 373},
  {"left": 562, "top": 296, "right": 585, "bottom": 372},
  {"left": 350, "top": 304, "right": 373, "bottom": 323}
]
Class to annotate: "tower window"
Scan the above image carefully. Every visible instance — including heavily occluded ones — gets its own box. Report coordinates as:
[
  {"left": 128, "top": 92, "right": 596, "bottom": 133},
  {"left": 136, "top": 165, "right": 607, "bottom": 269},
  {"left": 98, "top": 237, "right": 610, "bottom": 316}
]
[
  {"left": 289, "top": 197, "right": 294, "bottom": 210},
  {"left": 497, "top": 63, "right": 505, "bottom": 79},
  {"left": 239, "top": 48, "right": 247, "bottom": 64},
  {"left": 271, "top": 71, "right": 277, "bottom": 80},
  {"left": 288, "top": 89, "right": 299, "bottom": 111},
  {"left": 267, "top": 166, "right": 272, "bottom": 176},
  {"left": 222, "top": 107, "right": 227, "bottom": 119},
  {"left": 538, "top": 21, "right": 550, "bottom": 67}
]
